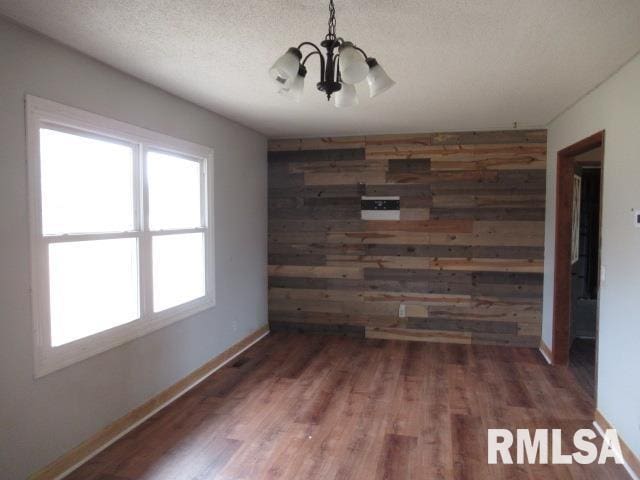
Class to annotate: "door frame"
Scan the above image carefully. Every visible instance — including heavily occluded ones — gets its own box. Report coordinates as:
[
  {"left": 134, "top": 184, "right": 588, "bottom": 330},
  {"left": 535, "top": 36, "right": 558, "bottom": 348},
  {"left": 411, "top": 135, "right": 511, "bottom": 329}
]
[{"left": 552, "top": 130, "right": 605, "bottom": 365}]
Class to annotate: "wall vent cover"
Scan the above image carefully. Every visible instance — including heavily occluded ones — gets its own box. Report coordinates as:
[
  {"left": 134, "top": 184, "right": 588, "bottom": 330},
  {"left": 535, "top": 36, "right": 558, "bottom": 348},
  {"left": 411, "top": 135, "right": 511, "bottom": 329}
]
[{"left": 361, "top": 196, "right": 400, "bottom": 220}]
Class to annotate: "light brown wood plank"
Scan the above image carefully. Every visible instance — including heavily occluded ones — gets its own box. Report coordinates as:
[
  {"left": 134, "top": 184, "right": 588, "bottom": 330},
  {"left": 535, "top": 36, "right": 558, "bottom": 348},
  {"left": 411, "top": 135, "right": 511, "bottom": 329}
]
[
  {"left": 365, "top": 219, "right": 473, "bottom": 233},
  {"left": 268, "top": 136, "right": 366, "bottom": 151},
  {"left": 268, "top": 265, "right": 363, "bottom": 279}
]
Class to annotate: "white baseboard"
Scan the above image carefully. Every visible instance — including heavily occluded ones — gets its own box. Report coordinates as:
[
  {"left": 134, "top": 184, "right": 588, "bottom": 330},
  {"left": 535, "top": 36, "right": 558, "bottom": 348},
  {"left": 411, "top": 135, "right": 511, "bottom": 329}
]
[{"left": 593, "top": 416, "right": 640, "bottom": 480}]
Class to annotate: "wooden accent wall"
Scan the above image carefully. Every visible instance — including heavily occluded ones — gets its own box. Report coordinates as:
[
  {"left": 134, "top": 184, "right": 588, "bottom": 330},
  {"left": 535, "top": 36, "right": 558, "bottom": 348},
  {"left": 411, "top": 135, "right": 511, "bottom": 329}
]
[{"left": 268, "top": 130, "right": 546, "bottom": 347}]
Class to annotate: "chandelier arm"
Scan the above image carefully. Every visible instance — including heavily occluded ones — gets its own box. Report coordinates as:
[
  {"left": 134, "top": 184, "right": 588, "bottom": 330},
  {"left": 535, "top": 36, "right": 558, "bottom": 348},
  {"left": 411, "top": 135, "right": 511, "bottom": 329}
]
[
  {"left": 302, "top": 51, "right": 320, "bottom": 66},
  {"left": 352, "top": 45, "right": 369, "bottom": 59},
  {"left": 298, "top": 41, "right": 323, "bottom": 56},
  {"left": 298, "top": 43, "right": 326, "bottom": 84}
]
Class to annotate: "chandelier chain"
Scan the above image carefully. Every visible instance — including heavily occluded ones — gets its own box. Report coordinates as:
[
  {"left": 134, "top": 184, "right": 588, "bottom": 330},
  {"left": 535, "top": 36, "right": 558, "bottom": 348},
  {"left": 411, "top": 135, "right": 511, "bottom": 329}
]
[{"left": 326, "top": 0, "right": 337, "bottom": 41}]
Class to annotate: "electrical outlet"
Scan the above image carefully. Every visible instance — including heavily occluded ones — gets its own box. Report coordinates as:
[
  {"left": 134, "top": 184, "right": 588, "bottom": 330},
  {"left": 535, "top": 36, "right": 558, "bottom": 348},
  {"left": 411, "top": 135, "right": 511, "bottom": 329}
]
[{"left": 399, "top": 304, "right": 406, "bottom": 318}]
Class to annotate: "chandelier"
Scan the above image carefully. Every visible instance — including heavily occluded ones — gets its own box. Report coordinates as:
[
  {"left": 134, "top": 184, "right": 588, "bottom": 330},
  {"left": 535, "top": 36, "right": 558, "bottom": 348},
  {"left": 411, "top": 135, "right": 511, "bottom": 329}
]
[{"left": 268, "top": 0, "right": 395, "bottom": 107}]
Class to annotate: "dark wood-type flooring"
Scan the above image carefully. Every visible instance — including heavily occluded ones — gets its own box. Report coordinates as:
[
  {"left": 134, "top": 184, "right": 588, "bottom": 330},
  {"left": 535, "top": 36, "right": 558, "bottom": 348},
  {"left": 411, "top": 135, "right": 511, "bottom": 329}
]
[
  {"left": 66, "top": 333, "right": 629, "bottom": 480},
  {"left": 569, "top": 337, "right": 597, "bottom": 400}
]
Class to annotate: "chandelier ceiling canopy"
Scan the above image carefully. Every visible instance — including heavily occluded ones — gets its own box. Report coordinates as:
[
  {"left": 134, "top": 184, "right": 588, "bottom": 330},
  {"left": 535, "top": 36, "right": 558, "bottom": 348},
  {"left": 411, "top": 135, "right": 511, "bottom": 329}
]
[{"left": 268, "top": 0, "right": 395, "bottom": 107}]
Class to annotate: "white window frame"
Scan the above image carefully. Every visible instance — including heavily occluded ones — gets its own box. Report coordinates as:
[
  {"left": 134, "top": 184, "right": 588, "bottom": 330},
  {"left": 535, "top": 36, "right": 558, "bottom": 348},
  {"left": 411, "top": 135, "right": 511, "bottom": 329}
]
[{"left": 26, "top": 95, "right": 215, "bottom": 378}]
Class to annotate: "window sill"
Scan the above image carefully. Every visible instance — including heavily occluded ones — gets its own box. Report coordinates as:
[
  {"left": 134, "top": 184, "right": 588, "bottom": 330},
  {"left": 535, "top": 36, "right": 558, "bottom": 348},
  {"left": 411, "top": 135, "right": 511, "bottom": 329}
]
[{"left": 34, "top": 295, "right": 216, "bottom": 378}]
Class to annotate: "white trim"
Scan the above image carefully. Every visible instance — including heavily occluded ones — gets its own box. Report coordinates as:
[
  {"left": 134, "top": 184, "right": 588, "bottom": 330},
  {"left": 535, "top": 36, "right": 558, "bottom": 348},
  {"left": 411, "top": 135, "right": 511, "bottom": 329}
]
[
  {"left": 52, "top": 329, "right": 270, "bottom": 480},
  {"left": 27, "top": 96, "right": 212, "bottom": 158},
  {"left": 26, "top": 95, "right": 216, "bottom": 378},
  {"left": 45, "top": 231, "right": 140, "bottom": 243},
  {"left": 593, "top": 420, "right": 640, "bottom": 480},
  {"left": 538, "top": 346, "right": 552, "bottom": 365},
  {"left": 140, "top": 142, "right": 153, "bottom": 327}
]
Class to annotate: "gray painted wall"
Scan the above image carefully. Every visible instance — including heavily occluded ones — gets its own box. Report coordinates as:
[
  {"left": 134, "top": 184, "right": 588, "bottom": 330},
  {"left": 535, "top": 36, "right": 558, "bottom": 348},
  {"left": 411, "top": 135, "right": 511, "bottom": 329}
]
[
  {"left": 542, "top": 53, "right": 640, "bottom": 457},
  {"left": 0, "top": 18, "right": 267, "bottom": 479}
]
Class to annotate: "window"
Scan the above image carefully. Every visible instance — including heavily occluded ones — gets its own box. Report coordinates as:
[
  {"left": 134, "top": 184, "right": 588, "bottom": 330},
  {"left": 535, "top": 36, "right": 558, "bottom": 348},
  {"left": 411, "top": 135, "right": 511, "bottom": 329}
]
[{"left": 27, "top": 96, "right": 214, "bottom": 377}]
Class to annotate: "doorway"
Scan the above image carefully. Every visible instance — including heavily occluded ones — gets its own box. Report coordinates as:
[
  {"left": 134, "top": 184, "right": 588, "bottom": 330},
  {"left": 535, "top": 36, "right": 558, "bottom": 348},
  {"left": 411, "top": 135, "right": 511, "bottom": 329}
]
[
  {"left": 569, "top": 157, "right": 602, "bottom": 398},
  {"left": 552, "top": 131, "right": 604, "bottom": 398}
]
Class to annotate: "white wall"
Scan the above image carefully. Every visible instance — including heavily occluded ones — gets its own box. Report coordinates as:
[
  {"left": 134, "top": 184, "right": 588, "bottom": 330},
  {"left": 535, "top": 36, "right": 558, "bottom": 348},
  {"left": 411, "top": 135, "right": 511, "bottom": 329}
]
[
  {"left": 0, "top": 18, "right": 267, "bottom": 479},
  {"left": 543, "top": 53, "right": 640, "bottom": 457}
]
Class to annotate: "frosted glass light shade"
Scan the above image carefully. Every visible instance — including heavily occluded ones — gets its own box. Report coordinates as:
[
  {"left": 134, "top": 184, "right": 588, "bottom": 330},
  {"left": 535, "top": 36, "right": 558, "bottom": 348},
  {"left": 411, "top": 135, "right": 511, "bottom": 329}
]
[
  {"left": 334, "top": 83, "right": 358, "bottom": 108},
  {"left": 338, "top": 42, "right": 369, "bottom": 84},
  {"left": 366, "top": 58, "right": 395, "bottom": 97},
  {"left": 269, "top": 47, "right": 302, "bottom": 89},
  {"left": 279, "top": 66, "right": 306, "bottom": 102}
]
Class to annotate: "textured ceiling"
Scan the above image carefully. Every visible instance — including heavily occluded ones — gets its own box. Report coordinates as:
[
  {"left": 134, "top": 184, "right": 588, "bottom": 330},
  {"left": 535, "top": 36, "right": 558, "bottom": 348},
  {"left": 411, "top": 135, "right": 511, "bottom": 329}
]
[{"left": 1, "top": 0, "right": 640, "bottom": 137}]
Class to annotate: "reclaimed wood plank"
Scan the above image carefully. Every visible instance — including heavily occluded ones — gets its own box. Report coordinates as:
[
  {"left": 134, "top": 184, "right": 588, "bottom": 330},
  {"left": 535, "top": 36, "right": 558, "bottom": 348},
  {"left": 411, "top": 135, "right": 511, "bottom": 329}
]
[
  {"left": 432, "top": 193, "right": 545, "bottom": 208},
  {"left": 364, "top": 129, "right": 546, "bottom": 147},
  {"left": 266, "top": 130, "right": 546, "bottom": 347},
  {"left": 267, "top": 265, "right": 363, "bottom": 279},
  {"left": 430, "top": 207, "right": 545, "bottom": 221},
  {"left": 367, "top": 142, "right": 545, "bottom": 161},
  {"left": 388, "top": 158, "right": 430, "bottom": 173},
  {"left": 289, "top": 158, "right": 387, "bottom": 174},
  {"left": 324, "top": 255, "right": 543, "bottom": 273},
  {"left": 400, "top": 208, "right": 431, "bottom": 220},
  {"left": 268, "top": 137, "right": 365, "bottom": 151},
  {"left": 364, "top": 219, "right": 472, "bottom": 233},
  {"left": 386, "top": 170, "right": 498, "bottom": 184},
  {"left": 268, "top": 148, "right": 365, "bottom": 162}
]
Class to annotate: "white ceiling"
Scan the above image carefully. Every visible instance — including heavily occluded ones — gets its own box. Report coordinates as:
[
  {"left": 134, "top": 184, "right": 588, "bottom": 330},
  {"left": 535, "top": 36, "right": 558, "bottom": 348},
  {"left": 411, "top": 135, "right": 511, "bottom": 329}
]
[{"left": 1, "top": 0, "right": 640, "bottom": 138}]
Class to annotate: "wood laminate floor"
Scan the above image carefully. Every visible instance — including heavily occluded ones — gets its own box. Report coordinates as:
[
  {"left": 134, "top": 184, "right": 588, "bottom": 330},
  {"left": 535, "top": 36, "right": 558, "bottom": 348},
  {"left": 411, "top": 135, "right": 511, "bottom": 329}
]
[
  {"left": 569, "top": 337, "right": 597, "bottom": 400},
  {"left": 66, "top": 333, "right": 629, "bottom": 480}
]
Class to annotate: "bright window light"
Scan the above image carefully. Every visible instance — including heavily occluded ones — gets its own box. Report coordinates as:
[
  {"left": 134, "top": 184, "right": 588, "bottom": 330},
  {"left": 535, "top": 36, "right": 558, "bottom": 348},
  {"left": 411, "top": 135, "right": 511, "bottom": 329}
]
[
  {"left": 49, "top": 238, "right": 139, "bottom": 346},
  {"left": 147, "top": 151, "right": 202, "bottom": 230},
  {"left": 152, "top": 233, "right": 205, "bottom": 312},
  {"left": 28, "top": 97, "right": 213, "bottom": 377},
  {"left": 40, "top": 128, "right": 135, "bottom": 235}
]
